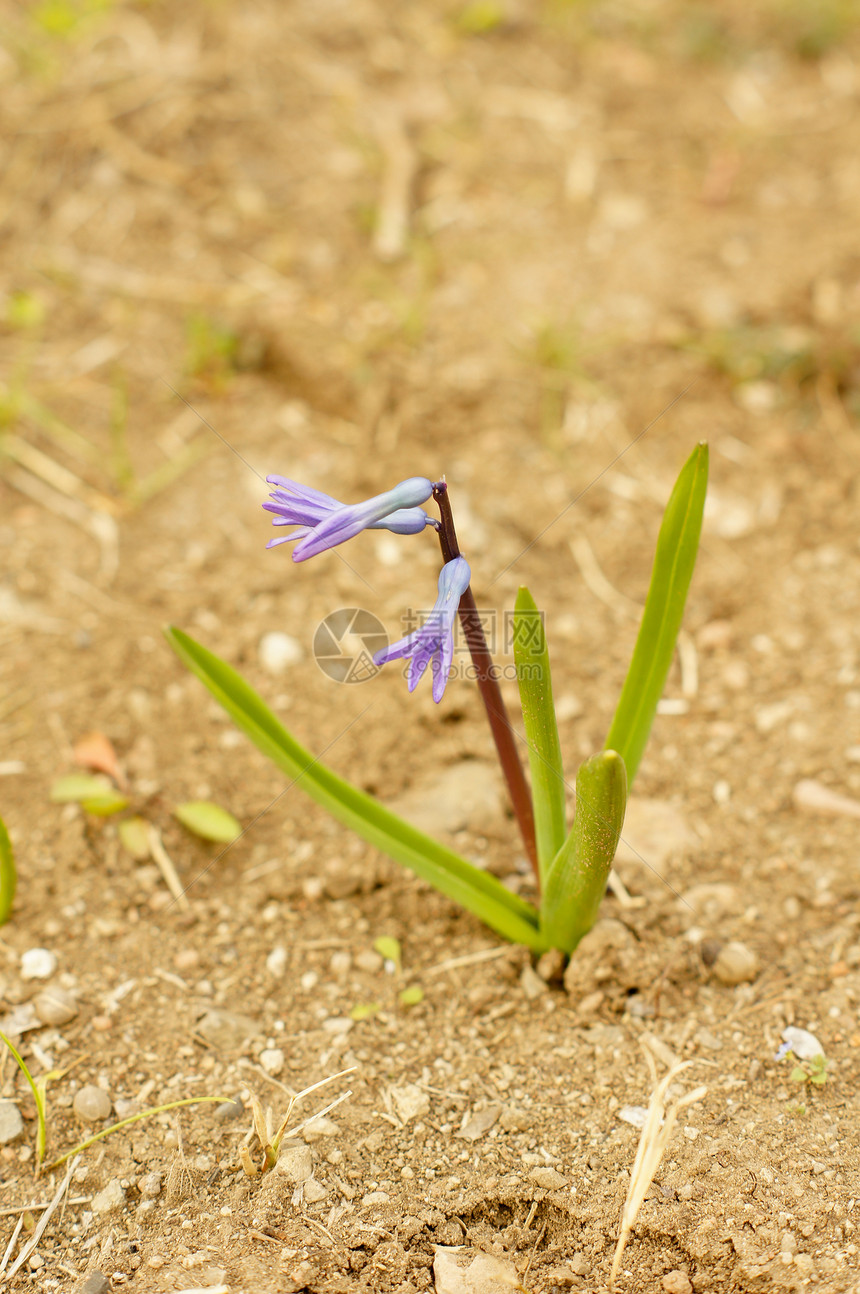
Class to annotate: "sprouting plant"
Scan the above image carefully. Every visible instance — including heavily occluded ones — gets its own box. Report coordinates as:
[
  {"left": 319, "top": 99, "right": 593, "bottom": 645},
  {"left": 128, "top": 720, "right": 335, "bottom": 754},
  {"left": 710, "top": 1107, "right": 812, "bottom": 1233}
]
[
  {"left": 0, "top": 1030, "right": 230, "bottom": 1174},
  {"left": 167, "top": 444, "right": 707, "bottom": 957},
  {"left": 239, "top": 1069, "right": 354, "bottom": 1178},
  {"left": 787, "top": 1052, "right": 829, "bottom": 1087}
]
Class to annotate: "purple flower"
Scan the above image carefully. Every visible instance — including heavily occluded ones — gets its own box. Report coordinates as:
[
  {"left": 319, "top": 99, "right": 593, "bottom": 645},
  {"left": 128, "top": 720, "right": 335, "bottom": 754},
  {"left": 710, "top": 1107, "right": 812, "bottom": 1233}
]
[
  {"left": 264, "top": 476, "right": 435, "bottom": 561},
  {"left": 373, "top": 556, "right": 471, "bottom": 703}
]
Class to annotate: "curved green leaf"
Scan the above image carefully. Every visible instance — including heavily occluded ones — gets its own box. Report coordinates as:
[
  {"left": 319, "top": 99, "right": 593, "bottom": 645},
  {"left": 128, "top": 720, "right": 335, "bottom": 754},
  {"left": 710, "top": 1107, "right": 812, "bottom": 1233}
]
[
  {"left": 165, "top": 627, "right": 545, "bottom": 950},
  {"left": 513, "top": 586, "right": 566, "bottom": 886},
  {"left": 540, "top": 750, "right": 627, "bottom": 953},
  {"left": 605, "top": 442, "right": 708, "bottom": 786},
  {"left": 0, "top": 816, "right": 16, "bottom": 926}
]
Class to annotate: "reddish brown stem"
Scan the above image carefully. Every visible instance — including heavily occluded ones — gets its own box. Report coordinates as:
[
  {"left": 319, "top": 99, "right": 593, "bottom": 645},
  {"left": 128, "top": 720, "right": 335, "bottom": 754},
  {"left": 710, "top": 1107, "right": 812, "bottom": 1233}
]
[{"left": 432, "top": 482, "right": 539, "bottom": 885}]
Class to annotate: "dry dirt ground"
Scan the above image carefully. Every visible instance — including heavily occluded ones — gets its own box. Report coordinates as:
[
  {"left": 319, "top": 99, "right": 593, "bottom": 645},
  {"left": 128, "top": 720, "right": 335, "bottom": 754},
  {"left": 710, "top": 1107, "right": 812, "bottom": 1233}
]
[{"left": 1, "top": 1, "right": 860, "bottom": 1291}]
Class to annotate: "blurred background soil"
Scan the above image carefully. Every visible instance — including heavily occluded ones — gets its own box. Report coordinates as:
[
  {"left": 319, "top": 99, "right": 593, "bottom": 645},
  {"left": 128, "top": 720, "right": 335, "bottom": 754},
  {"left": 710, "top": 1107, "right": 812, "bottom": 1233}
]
[{"left": 1, "top": 1, "right": 860, "bottom": 1290}]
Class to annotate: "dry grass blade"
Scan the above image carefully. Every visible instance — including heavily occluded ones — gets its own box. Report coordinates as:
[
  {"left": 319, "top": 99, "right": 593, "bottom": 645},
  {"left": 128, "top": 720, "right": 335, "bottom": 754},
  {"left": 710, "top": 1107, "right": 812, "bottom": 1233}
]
[
  {"left": 610, "top": 1051, "right": 708, "bottom": 1289},
  {"left": 1, "top": 1154, "right": 81, "bottom": 1282}
]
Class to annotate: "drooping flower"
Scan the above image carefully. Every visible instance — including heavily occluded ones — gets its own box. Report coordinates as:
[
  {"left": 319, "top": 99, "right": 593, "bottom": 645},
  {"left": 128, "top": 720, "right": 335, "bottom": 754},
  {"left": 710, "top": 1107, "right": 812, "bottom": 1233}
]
[
  {"left": 373, "top": 556, "right": 471, "bottom": 703},
  {"left": 264, "top": 476, "right": 436, "bottom": 561}
]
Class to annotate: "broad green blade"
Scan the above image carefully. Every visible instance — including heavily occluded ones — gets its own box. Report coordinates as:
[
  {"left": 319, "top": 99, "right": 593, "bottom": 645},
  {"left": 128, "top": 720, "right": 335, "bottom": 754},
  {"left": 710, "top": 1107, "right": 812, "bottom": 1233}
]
[
  {"left": 166, "top": 628, "right": 545, "bottom": 950},
  {"left": 0, "top": 816, "right": 15, "bottom": 926},
  {"left": 605, "top": 442, "right": 708, "bottom": 786},
  {"left": 540, "top": 750, "right": 627, "bottom": 953},
  {"left": 513, "top": 586, "right": 566, "bottom": 887}
]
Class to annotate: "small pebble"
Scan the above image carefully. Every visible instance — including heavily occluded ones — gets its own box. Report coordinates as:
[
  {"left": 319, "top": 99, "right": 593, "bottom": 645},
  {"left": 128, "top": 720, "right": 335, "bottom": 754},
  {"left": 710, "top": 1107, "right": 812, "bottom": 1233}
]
[
  {"left": 73, "top": 1085, "right": 112, "bottom": 1123},
  {"left": 79, "top": 1273, "right": 111, "bottom": 1294},
  {"left": 259, "top": 1047, "right": 285, "bottom": 1075},
  {"left": 780, "top": 1026, "right": 824, "bottom": 1061},
  {"left": 355, "top": 949, "right": 384, "bottom": 973},
  {"left": 265, "top": 946, "right": 287, "bottom": 977},
  {"left": 33, "top": 986, "right": 78, "bottom": 1026},
  {"left": 662, "top": 1272, "right": 693, "bottom": 1294},
  {"left": 520, "top": 964, "right": 549, "bottom": 1000},
  {"left": 276, "top": 1144, "right": 314, "bottom": 1183},
  {"left": 259, "top": 631, "right": 303, "bottom": 674},
  {"left": 20, "top": 948, "right": 57, "bottom": 980},
  {"left": 535, "top": 948, "right": 566, "bottom": 983},
  {"left": 705, "top": 940, "right": 759, "bottom": 985},
  {"left": 91, "top": 1179, "right": 125, "bottom": 1214},
  {"left": 138, "top": 1172, "right": 163, "bottom": 1198},
  {"left": 303, "top": 1178, "right": 327, "bottom": 1202},
  {"left": 302, "top": 1116, "right": 340, "bottom": 1141},
  {"left": 0, "top": 1101, "right": 23, "bottom": 1144},
  {"left": 528, "top": 1166, "right": 568, "bottom": 1189}
]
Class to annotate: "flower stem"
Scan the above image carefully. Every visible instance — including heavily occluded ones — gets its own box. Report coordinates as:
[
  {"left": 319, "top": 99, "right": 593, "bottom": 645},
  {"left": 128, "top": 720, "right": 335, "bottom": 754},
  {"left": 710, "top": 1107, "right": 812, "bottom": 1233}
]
[{"left": 432, "top": 482, "right": 539, "bottom": 884}]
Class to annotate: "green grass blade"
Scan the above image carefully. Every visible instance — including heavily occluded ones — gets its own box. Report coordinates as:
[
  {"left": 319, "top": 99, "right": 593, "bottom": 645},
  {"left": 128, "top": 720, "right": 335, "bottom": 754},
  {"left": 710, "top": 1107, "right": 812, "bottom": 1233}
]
[
  {"left": 513, "top": 586, "right": 566, "bottom": 886},
  {"left": 0, "top": 816, "right": 16, "bottom": 924},
  {"left": 0, "top": 1029, "right": 47, "bottom": 1167},
  {"left": 604, "top": 442, "right": 708, "bottom": 786},
  {"left": 166, "top": 628, "right": 545, "bottom": 950},
  {"left": 540, "top": 750, "right": 627, "bottom": 953}
]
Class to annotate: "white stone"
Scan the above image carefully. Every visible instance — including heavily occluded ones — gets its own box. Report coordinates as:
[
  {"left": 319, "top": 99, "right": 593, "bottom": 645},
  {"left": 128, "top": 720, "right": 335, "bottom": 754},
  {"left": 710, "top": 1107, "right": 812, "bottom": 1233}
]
[
  {"left": 266, "top": 946, "right": 287, "bottom": 977},
  {"left": 302, "top": 1116, "right": 340, "bottom": 1142},
  {"left": 91, "top": 1179, "right": 125, "bottom": 1213},
  {"left": 0, "top": 1101, "right": 23, "bottom": 1144},
  {"left": 259, "top": 1047, "right": 285, "bottom": 1076},
  {"left": 781, "top": 1027, "right": 824, "bottom": 1061},
  {"left": 34, "top": 986, "right": 78, "bottom": 1025},
  {"left": 389, "top": 1084, "right": 429, "bottom": 1124},
  {"left": 20, "top": 948, "right": 57, "bottom": 980},
  {"left": 276, "top": 1144, "right": 314, "bottom": 1183},
  {"left": 74, "top": 1085, "right": 112, "bottom": 1122},
  {"left": 259, "top": 632, "right": 303, "bottom": 674}
]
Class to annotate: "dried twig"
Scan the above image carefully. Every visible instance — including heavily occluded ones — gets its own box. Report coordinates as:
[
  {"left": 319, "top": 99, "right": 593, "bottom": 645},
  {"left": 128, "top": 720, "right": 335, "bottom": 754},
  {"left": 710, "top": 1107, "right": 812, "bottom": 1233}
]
[{"left": 146, "top": 824, "right": 190, "bottom": 910}]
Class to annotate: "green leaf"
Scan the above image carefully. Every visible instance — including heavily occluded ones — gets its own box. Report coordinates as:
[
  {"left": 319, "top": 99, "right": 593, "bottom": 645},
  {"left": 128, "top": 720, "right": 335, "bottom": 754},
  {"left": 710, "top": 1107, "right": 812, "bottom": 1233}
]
[
  {"left": 350, "top": 1002, "right": 381, "bottom": 1021},
  {"left": 165, "top": 628, "right": 546, "bottom": 951},
  {"left": 174, "top": 800, "right": 241, "bottom": 844},
  {"left": 118, "top": 815, "right": 151, "bottom": 861},
  {"left": 398, "top": 985, "right": 424, "bottom": 1007},
  {"left": 0, "top": 816, "right": 16, "bottom": 926},
  {"left": 50, "top": 774, "right": 128, "bottom": 816},
  {"left": 605, "top": 442, "right": 708, "bottom": 787},
  {"left": 50, "top": 774, "right": 112, "bottom": 802},
  {"left": 373, "top": 936, "right": 402, "bottom": 971},
  {"left": 513, "top": 586, "right": 567, "bottom": 886},
  {"left": 540, "top": 750, "right": 627, "bottom": 953}
]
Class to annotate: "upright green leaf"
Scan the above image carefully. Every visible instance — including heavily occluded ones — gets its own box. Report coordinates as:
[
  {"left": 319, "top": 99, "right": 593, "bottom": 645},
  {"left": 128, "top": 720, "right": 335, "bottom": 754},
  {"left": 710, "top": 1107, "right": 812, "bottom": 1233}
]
[
  {"left": 540, "top": 750, "right": 627, "bottom": 953},
  {"left": 513, "top": 586, "right": 566, "bottom": 886},
  {"left": 605, "top": 442, "right": 708, "bottom": 786},
  {"left": 166, "top": 628, "right": 546, "bottom": 951},
  {"left": 0, "top": 816, "right": 16, "bottom": 925}
]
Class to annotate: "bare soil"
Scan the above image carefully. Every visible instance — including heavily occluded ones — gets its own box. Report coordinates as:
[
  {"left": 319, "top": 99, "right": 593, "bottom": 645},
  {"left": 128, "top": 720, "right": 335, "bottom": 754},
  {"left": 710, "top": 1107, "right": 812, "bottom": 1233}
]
[{"left": 1, "top": 2, "right": 859, "bottom": 1291}]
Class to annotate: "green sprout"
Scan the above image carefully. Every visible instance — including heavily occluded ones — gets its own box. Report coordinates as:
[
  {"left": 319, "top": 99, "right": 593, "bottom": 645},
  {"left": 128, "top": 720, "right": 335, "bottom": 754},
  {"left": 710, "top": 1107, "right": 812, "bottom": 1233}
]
[
  {"left": 788, "top": 1052, "right": 829, "bottom": 1087},
  {"left": 0, "top": 1029, "right": 230, "bottom": 1173},
  {"left": 239, "top": 1069, "right": 354, "bottom": 1177}
]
